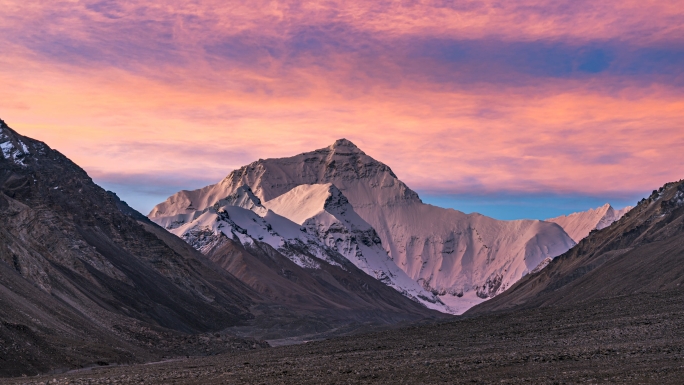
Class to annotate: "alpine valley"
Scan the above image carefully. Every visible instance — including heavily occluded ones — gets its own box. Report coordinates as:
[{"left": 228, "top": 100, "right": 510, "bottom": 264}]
[
  {"left": 11, "top": 174, "right": 684, "bottom": 384},
  {"left": 3, "top": 118, "right": 683, "bottom": 384}
]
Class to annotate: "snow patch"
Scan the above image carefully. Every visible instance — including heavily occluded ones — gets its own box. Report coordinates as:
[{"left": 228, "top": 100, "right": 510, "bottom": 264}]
[
  {"left": 530, "top": 257, "right": 552, "bottom": 274},
  {"left": 19, "top": 141, "right": 30, "bottom": 154},
  {"left": 1, "top": 140, "right": 28, "bottom": 166},
  {"left": 166, "top": 191, "right": 340, "bottom": 269}
]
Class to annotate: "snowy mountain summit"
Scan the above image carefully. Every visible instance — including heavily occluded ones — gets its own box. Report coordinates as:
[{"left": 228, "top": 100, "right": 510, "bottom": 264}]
[
  {"left": 150, "top": 139, "right": 575, "bottom": 314},
  {"left": 546, "top": 203, "right": 633, "bottom": 243}
]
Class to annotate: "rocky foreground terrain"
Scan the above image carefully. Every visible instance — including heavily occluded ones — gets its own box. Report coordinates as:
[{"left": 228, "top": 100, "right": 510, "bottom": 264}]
[{"left": 4, "top": 287, "right": 684, "bottom": 384}]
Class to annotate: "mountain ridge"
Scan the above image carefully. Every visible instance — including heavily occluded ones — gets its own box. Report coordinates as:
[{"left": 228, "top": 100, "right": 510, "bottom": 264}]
[
  {"left": 546, "top": 203, "right": 633, "bottom": 243},
  {"left": 0, "top": 119, "right": 271, "bottom": 376},
  {"left": 160, "top": 181, "right": 450, "bottom": 313},
  {"left": 467, "top": 179, "right": 684, "bottom": 316}
]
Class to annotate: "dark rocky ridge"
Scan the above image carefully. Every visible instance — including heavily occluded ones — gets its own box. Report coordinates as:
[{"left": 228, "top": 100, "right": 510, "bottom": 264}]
[
  {"left": 203, "top": 234, "right": 443, "bottom": 341},
  {"left": 0, "top": 120, "right": 267, "bottom": 376}
]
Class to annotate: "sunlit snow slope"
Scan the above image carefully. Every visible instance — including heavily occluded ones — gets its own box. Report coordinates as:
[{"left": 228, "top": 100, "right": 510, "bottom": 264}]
[
  {"left": 155, "top": 184, "right": 449, "bottom": 312},
  {"left": 546, "top": 204, "right": 633, "bottom": 243},
  {"left": 150, "top": 139, "right": 575, "bottom": 314},
  {"left": 262, "top": 183, "right": 448, "bottom": 310}
]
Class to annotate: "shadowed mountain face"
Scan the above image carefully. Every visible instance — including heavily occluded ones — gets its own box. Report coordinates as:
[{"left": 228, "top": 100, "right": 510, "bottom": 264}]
[
  {"left": 206, "top": 235, "right": 441, "bottom": 323},
  {"left": 0, "top": 119, "right": 267, "bottom": 376},
  {"left": 467, "top": 179, "right": 684, "bottom": 316}
]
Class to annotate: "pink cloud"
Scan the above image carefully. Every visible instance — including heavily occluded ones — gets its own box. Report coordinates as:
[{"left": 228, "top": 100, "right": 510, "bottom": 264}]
[{"left": 0, "top": 0, "right": 682, "bottom": 204}]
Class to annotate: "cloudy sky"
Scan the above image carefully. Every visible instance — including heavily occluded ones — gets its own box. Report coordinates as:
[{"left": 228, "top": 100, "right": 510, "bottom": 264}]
[{"left": 1, "top": 0, "right": 683, "bottom": 219}]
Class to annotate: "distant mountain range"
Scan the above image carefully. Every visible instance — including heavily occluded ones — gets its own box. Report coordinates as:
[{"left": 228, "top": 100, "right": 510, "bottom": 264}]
[{"left": 150, "top": 139, "right": 578, "bottom": 314}]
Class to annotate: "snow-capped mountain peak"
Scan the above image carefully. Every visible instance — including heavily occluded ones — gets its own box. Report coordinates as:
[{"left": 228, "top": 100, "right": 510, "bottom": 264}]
[
  {"left": 150, "top": 140, "right": 576, "bottom": 314},
  {"left": 0, "top": 120, "right": 36, "bottom": 167},
  {"left": 155, "top": 180, "right": 450, "bottom": 312},
  {"left": 546, "top": 204, "right": 634, "bottom": 243}
]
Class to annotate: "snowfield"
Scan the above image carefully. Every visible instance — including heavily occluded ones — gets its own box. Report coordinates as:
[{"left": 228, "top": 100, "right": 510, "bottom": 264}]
[{"left": 264, "top": 183, "right": 450, "bottom": 311}]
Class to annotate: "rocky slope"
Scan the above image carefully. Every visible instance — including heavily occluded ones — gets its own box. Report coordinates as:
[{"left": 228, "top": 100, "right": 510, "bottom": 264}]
[
  {"left": 546, "top": 203, "right": 633, "bottom": 243},
  {"left": 0, "top": 119, "right": 275, "bottom": 376},
  {"left": 467, "top": 179, "right": 684, "bottom": 316},
  {"left": 150, "top": 139, "right": 576, "bottom": 313}
]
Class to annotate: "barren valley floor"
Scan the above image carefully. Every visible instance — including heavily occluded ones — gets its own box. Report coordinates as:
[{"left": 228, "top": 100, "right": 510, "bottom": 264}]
[{"left": 5, "top": 289, "right": 684, "bottom": 384}]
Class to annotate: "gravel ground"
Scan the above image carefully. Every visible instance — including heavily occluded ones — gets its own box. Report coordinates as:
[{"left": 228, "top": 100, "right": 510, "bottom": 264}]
[{"left": 5, "top": 289, "right": 684, "bottom": 384}]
